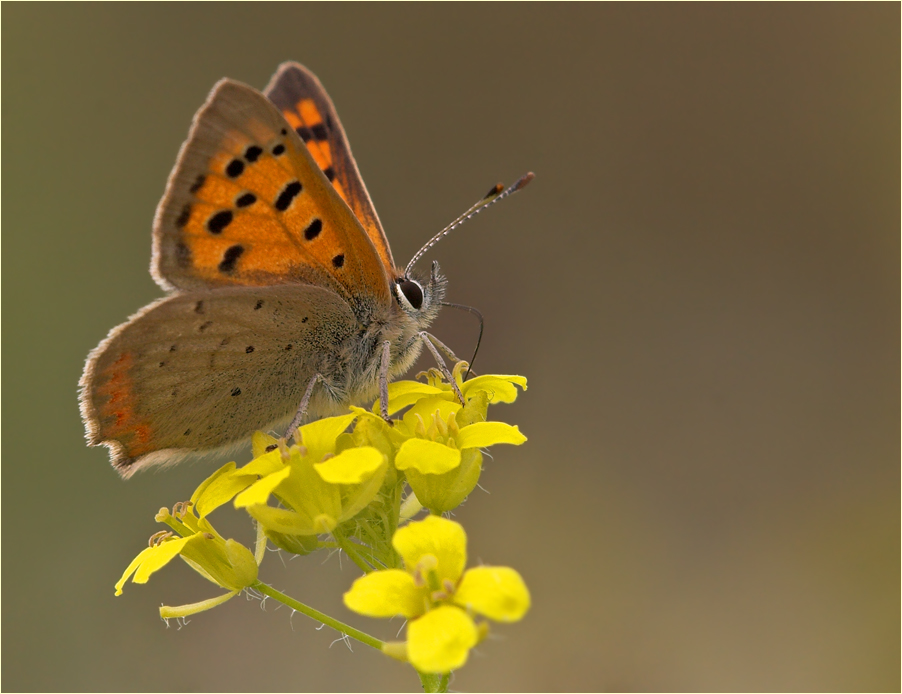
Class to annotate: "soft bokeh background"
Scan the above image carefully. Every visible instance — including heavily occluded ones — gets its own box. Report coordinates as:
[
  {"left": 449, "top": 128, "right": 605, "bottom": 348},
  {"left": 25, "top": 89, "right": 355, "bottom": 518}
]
[{"left": 3, "top": 4, "right": 898, "bottom": 692}]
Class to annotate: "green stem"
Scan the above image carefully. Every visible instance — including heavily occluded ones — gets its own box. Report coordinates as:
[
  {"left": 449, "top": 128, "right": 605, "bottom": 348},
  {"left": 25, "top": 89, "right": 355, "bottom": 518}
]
[
  {"left": 417, "top": 670, "right": 449, "bottom": 693},
  {"left": 331, "top": 531, "right": 376, "bottom": 574},
  {"left": 253, "top": 581, "right": 384, "bottom": 651}
]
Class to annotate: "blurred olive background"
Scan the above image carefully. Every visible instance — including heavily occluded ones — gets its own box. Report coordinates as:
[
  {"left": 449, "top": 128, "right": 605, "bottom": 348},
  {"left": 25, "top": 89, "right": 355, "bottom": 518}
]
[{"left": 3, "top": 4, "right": 898, "bottom": 692}]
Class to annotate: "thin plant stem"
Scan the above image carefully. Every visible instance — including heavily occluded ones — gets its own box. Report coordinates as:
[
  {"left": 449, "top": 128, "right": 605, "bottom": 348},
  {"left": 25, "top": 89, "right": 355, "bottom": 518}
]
[
  {"left": 252, "top": 580, "right": 384, "bottom": 651},
  {"left": 331, "top": 530, "right": 377, "bottom": 573}
]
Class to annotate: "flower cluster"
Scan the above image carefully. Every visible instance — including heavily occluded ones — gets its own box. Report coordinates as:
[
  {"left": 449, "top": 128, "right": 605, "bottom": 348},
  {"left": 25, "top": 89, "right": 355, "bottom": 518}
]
[{"left": 116, "top": 363, "right": 529, "bottom": 682}]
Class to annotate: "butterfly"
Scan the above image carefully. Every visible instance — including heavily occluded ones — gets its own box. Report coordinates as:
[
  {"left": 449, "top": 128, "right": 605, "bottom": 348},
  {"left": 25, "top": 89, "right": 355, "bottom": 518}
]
[{"left": 79, "top": 62, "right": 531, "bottom": 478}]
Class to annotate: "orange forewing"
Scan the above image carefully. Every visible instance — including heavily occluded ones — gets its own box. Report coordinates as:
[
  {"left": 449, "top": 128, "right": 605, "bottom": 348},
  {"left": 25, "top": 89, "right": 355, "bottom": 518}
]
[
  {"left": 264, "top": 62, "right": 396, "bottom": 275},
  {"left": 153, "top": 79, "right": 391, "bottom": 313}
]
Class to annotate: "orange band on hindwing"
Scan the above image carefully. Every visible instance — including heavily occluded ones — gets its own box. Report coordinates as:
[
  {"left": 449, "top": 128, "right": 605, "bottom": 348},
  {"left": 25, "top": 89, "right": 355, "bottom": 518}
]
[{"left": 93, "top": 352, "right": 153, "bottom": 455}]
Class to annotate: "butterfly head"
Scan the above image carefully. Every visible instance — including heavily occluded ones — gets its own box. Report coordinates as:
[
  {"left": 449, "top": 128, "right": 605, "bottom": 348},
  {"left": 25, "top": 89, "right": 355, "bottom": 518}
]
[{"left": 393, "top": 260, "right": 446, "bottom": 328}]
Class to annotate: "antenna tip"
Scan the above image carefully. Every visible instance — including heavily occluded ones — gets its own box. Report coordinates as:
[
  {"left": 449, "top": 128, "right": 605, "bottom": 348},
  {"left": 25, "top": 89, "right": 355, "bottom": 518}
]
[
  {"left": 483, "top": 183, "right": 504, "bottom": 200},
  {"left": 514, "top": 172, "right": 535, "bottom": 191}
]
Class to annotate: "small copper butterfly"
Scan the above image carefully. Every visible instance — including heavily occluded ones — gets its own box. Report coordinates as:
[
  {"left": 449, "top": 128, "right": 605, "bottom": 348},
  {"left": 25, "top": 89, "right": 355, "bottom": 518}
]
[{"left": 80, "top": 62, "right": 531, "bottom": 477}]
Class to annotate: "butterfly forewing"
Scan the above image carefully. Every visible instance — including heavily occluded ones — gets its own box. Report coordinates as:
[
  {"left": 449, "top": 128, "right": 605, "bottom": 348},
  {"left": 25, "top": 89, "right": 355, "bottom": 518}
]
[
  {"left": 153, "top": 79, "right": 391, "bottom": 315},
  {"left": 264, "top": 62, "right": 396, "bottom": 274}
]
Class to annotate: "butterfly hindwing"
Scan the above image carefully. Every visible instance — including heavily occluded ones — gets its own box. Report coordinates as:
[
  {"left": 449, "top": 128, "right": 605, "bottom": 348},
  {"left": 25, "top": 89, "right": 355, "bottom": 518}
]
[
  {"left": 264, "top": 62, "right": 396, "bottom": 274},
  {"left": 80, "top": 284, "right": 363, "bottom": 476},
  {"left": 152, "top": 79, "right": 391, "bottom": 314}
]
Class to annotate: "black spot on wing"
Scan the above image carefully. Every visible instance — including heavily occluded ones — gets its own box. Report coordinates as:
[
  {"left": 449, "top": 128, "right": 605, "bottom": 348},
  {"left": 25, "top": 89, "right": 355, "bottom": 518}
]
[
  {"left": 275, "top": 181, "right": 302, "bottom": 211},
  {"left": 176, "top": 204, "right": 191, "bottom": 228},
  {"left": 244, "top": 145, "right": 262, "bottom": 162},
  {"left": 226, "top": 159, "right": 244, "bottom": 178},
  {"left": 207, "top": 210, "right": 233, "bottom": 234},
  {"left": 323, "top": 166, "right": 336, "bottom": 182},
  {"left": 304, "top": 218, "right": 322, "bottom": 240},
  {"left": 236, "top": 192, "right": 256, "bottom": 208},
  {"left": 189, "top": 174, "right": 206, "bottom": 193},
  {"left": 231, "top": 387, "right": 241, "bottom": 397},
  {"left": 332, "top": 254, "right": 345, "bottom": 268},
  {"left": 218, "top": 245, "right": 245, "bottom": 274},
  {"left": 272, "top": 143, "right": 285, "bottom": 156}
]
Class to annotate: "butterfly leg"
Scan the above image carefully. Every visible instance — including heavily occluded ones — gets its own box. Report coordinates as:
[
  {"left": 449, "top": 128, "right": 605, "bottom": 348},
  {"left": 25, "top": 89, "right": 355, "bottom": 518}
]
[
  {"left": 420, "top": 333, "right": 478, "bottom": 377},
  {"left": 379, "top": 340, "right": 391, "bottom": 422},
  {"left": 419, "top": 332, "right": 466, "bottom": 405},
  {"left": 285, "top": 373, "right": 324, "bottom": 440}
]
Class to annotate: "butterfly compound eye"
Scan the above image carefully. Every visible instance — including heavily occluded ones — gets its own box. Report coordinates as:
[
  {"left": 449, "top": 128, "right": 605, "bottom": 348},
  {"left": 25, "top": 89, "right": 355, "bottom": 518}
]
[{"left": 397, "top": 279, "right": 424, "bottom": 310}]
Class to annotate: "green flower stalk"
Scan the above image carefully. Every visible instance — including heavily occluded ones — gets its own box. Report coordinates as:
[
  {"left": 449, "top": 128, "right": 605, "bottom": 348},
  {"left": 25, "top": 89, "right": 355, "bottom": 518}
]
[{"left": 114, "top": 365, "right": 529, "bottom": 690}]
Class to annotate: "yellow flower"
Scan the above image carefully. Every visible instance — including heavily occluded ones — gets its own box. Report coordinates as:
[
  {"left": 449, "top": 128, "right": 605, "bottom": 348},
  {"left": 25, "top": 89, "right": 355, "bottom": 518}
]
[
  {"left": 115, "top": 502, "right": 258, "bottom": 619},
  {"left": 356, "top": 368, "right": 527, "bottom": 512},
  {"left": 343, "top": 516, "right": 530, "bottom": 674},
  {"left": 234, "top": 412, "right": 388, "bottom": 539}
]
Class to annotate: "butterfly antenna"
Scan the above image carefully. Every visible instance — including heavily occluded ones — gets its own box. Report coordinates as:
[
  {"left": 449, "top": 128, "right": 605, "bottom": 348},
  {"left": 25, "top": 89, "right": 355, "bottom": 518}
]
[
  {"left": 405, "top": 172, "right": 535, "bottom": 275},
  {"left": 440, "top": 302, "right": 484, "bottom": 379}
]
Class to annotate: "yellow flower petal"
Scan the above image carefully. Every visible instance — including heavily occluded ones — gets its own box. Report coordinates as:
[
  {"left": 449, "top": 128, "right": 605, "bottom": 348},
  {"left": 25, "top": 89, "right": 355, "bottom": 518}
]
[
  {"left": 192, "top": 462, "right": 254, "bottom": 518},
  {"left": 461, "top": 374, "right": 527, "bottom": 403},
  {"left": 343, "top": 569, "right": 426, "bottom": 618},
  {"left": 407, "top": 605, "right": 479, "bottom": 674},
  {"left": 131, "top": 536, "right": 192, "bottom": 585},
  {"left": 314, "top": 446, "right": 385, "bottom": 484},
  {"left": 381, "top": 381, "right": 444, "bottom": 415},
  {"left": 251, "top": 431, "right": 278, "bottom": 458},
  {"left": 233, "top": 466, "right": 291, "bottom": 508},
  {"left": 395, "top": 438, "right": 461, "bottom": 474},
  {"left": 393, "top": 516, "right": 467, "bottom": 583},
  {"left": 115, "top": 546, "right": 155, "bottom": 595},
  {"left": 298, "top": 412, "right": 357, "bottom": 460},
  {"left": 454, "top": 566, "right": 531, "bottom": 622},
  {"left": 455, "top": 422, "right": 527, "bottom": 449},
  {"left": 240, "top": 448, "right": 285, "bottom": 477}
]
